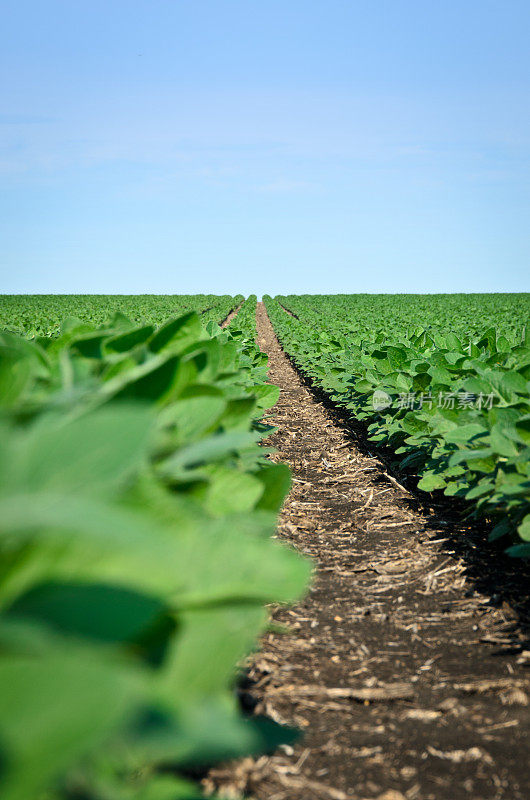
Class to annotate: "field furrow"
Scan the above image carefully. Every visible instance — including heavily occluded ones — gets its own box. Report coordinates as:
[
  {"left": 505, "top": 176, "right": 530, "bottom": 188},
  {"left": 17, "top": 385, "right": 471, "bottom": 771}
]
[{"left": 208, "top": 302, "right": 530, "bottom": 800}]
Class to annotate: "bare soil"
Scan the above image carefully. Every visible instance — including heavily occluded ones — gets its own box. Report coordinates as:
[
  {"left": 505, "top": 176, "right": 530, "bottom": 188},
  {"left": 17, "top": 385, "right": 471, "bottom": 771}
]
[{"left": 205, "top": 303, "right": 530, "bottom": 800}]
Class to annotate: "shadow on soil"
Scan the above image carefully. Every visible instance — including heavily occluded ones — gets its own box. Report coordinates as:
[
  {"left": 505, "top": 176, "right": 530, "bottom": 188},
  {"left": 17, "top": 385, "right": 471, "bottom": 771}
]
[{"left": 284, "top": 353, "right": 530, "bottom": 643}]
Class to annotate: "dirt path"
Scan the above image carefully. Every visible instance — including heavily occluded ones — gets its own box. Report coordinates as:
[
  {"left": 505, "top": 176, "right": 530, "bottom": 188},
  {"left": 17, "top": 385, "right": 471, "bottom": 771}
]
[{"left": 206, "top": 303, "right": 529, "bottom": 800}]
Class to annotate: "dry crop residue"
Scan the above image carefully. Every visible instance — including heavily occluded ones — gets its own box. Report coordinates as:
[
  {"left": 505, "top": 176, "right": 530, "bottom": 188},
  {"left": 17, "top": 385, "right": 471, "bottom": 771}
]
[{"left": 205, "top": 303, "right": 530, "bottom": 800}]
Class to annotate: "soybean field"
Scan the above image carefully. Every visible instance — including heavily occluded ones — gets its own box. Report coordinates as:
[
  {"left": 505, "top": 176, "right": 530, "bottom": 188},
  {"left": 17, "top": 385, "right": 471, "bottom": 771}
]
[{"left": 1, "top": 293, "right": 529, "bottom": 800}]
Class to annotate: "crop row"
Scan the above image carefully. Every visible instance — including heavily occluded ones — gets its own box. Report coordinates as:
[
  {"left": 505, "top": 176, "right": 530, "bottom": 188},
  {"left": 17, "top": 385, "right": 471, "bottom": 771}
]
[
  {"left": 0, "top": 294, "right": 243, "bottom": 338},
  {"left": 0, "top": 296, "right": 309, "bottom": 799},
  {"left": 264, "top": 294, "right": 530, "bottom": 555},
  {"left": 273, "top": 293, "right": 530, "bottom": 343},
  {"left": 225, "top": 294, "right": 258, "bottom": 336}
]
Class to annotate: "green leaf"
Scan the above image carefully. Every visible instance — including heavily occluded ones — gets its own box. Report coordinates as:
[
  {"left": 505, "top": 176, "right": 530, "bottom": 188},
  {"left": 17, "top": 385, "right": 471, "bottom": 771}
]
[
  {"left": 505, "top": 543, "right": 530, "bottom": 558},
  {"left": 121, "top": 700, "right": 298, "bottom": 778},
  {"left": 444, "top": 423, "right": 487, "bottom": 445},
  {"left": 159, "top": 431, "right": 260, "bottom": 474},
  {"left": 417, "top": 473, "right": 447, "bottom": 492},
  {"left": 354, "top": 379, "right": 374, "bottom": 392},
  {"left": 0, "top": 491, "right": 187, "bottom": 602},
  {"left": 108, "top": 311, "right": 134, "bottom": 330},
  {"left": 515, "top": 417, "right": 530, "bottom": 444},
  {"left": 427, "top": 365, "right": 453, "bottom": 385},
  {"left": 219, "top": 397, "right": 257, "bottom": 430},
  {"left": 0, "top": 332, "right": 50, "bottom": 374},
  {"left": 204, "top": 468, "right": 264, "bottom": 516},
  {"left": 0, "top": 348, "right": 33, "bottom": 407},
  {"left": 465, "top": 482, "right": 494, "bottom": 500},
  {"left": 253, "top": 383, "right": 280, "bottom": 410},
  {"left": 488, "top": 518, "right": 512, "bottom": 542},
  {"left": 149, "top": 312, "right": 203, "bottom": 354},
  {"left": 170, "top": 518, "right": 311, "bottom": 607},
  {"left": 7, "top": 581, "right": 168, "bottom": 646},
  {"left": 161, "top": 606, "right": 266, "bottom": 699},
  {"left": 487, "top": 370, "right": 527, "bottom": 401},
  {"left": 136, "top": 776, "right": 206, "bottom": 800},
  {"left": 517, "top": 515, "right": 530, "bottom": 541},
  {"left": 255, "top": 463, "right": 291, "bottom": 512},
  {"left": 104, "top": 325, "right": 156, "bottom": 354},
  {"left": 3, "top": 406, "right": 153, "bottom": 494},
  {"left": 106, "top": 355, "right": 189, "bottom": 404},
  {"left": 0, "top": 649, "right": 140, "bottom": 800},
  {"left": 445, "top": 332, "right": 462, "bottom": 351},
  {"left": 448, "top": 448, "right": 494, "bottom": 466},
  {"left": 489, "top": 423, "right": 519, "bottom": 457},
  {"left": 70, "top": 331, "right": 114, "bottom": 359},
  {"left": 158, "top": 387, "right": 226, "bottom": 441}
]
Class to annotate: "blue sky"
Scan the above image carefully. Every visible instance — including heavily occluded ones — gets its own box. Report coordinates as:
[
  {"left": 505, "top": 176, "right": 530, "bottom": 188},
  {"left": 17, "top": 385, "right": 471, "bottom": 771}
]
[{"left": 1, "top": 0, "right": 529, "bottom": 295}]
